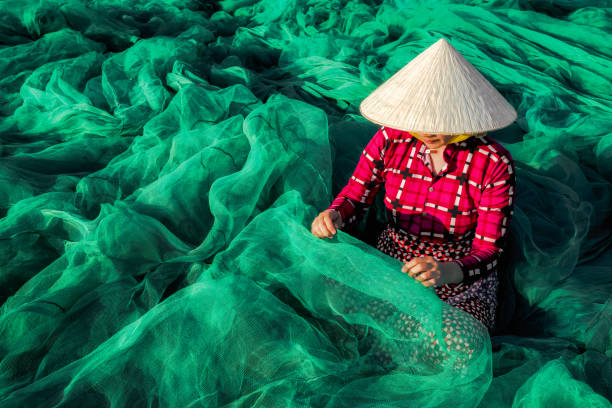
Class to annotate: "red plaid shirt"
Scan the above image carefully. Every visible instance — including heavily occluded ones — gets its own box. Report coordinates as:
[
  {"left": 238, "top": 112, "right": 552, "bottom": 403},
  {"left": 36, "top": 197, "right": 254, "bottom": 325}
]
[{"left": 327, "top": 126, "right": 516, "bottom": 284}]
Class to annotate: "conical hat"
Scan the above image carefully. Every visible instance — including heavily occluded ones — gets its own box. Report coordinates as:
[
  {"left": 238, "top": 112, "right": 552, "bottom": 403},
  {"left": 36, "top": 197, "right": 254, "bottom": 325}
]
[{"left": 359, "top": 38, "right": 517, "bottom": 135}]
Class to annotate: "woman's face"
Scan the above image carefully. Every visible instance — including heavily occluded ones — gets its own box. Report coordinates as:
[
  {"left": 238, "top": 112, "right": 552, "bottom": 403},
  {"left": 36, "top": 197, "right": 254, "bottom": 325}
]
[{"left": 412, "top": 133, "right": 454, "bottom": 150}]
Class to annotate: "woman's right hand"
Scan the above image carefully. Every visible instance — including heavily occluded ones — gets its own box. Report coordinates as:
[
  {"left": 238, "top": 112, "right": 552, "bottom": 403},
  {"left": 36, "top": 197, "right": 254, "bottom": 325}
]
[{"left": 311, "top": 209, "right": 344, "bottom": 239}]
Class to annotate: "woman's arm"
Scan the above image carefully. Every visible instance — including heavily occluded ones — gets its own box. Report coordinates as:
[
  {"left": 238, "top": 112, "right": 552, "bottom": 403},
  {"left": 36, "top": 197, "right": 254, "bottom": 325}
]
[
  {"left": 326, "top": 127, "right": 390, "bottom": 230},
  {"left": 452, "top": 153, "right": 516, "bottom": 284}
]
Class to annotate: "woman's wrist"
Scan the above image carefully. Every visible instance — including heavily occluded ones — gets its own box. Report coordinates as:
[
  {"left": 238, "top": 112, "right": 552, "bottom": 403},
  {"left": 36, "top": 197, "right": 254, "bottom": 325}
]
[
  {"left": 326, "top": 208, "right": 345, "bottom": 228},
  {"left": 442, "top": 261, "right": 464, "bottom": 284}
]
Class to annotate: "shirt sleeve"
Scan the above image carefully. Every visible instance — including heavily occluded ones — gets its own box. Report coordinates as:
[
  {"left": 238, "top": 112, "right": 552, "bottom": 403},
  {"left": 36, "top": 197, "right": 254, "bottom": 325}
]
[
  {"left": 452, "top": 153, "right": 516, "bottom": 284},
  {"left": 326, "top": 127, "right": 389, "bottom": 230}
]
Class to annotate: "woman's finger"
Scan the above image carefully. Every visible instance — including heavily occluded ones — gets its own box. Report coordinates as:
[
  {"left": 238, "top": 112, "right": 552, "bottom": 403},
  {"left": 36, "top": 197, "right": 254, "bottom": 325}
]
[
  {"left": 311, "top": 219, "right": 319, "bottom": 236},
  {"left": 407, "top": 264, "right": 424, "bottom": 277},
  {"left": 421, "top": 278, "right": 437, "bottom": 287},
  {"left": 407, "top": 263, "right": 431, "bottom": 277},
  {"left": 403, "top": 258, "right": 425, "bottom": 274},
  {"left": 417, "top": 270, "right": 434, "bottom": 281},
  {"left": 323, "top": 214, "right": 337, "bottom": 235},
  {"left": 409, "top": 258, "right": 439, "bottom": 274},
  {"left": 403, "top": 256, "right": 435, "bottom": 273},
  {"left": 312, "top": 217, "right": 322, "bottom": 234},
  {"left": 403, "top": 258, "right": 421, "bottom": 272},
  {"left": 317, "top": 219, "right": 333, "bottom": 238},
  {"left": 313, "top": 221, "right": 326, "bottom": 238}
]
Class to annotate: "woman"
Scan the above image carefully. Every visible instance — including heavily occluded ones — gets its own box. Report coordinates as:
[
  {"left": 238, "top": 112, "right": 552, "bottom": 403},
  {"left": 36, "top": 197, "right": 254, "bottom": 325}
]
[{"left": 311, "top": 38, "right": 517, "bottom": 369}]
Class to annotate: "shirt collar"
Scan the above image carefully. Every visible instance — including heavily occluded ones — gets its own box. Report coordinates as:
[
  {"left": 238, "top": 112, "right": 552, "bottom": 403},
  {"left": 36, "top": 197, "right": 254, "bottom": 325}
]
[{"left": 407, "top": 132, "right": 469, "bottom": 163}]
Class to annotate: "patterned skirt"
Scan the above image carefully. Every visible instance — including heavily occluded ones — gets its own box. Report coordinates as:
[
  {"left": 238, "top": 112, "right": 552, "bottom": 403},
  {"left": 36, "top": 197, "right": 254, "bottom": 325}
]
[
  {"left": 376, "top": 223, "right": 499, "bottom": 331},
  {"left": 323, "top": 223, "right": 499, "bottom": 372}
]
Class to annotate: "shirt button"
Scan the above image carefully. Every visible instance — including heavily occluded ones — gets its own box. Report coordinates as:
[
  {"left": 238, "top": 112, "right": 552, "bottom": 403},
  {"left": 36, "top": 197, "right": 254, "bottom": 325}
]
[{"left": 428, "top": 186, "right": 434, "bottom": 192}]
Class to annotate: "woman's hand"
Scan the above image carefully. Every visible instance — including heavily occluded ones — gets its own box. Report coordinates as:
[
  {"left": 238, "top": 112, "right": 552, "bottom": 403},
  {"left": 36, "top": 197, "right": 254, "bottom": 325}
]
[
  {"left": 311, "top": 209, "right": 344, "bottom": 239},
  {"left": 401, "top": 256, "right": 463, "bottom": 287}
]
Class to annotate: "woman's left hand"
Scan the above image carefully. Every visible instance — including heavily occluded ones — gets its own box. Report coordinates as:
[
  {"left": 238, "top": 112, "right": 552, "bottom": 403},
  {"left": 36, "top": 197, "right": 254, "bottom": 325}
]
[{"left": 401, "top": 256, "right": 463, "bottom": 287}]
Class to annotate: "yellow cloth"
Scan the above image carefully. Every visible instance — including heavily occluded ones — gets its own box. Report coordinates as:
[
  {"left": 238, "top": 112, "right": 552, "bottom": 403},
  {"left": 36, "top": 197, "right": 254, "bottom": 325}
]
[{"left": 446, "top": 133, "right": 474, "bottom": 143}]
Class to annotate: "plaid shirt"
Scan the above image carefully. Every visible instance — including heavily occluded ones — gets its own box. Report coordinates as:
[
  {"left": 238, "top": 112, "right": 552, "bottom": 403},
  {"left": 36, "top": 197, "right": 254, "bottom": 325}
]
[{"left": 327, "top": 126, "right": 516, "bottom": 285}]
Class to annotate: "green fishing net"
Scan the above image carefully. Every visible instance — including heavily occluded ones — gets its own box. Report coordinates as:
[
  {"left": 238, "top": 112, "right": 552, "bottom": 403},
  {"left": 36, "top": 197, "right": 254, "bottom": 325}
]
[{"left": 1, "top": 0, "right": 611, "bottom": 406}]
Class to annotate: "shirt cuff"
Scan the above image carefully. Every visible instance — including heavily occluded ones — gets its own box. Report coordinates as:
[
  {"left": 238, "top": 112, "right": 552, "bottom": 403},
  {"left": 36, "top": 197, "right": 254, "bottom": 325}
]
[
  {"left": 453, "top": 254, "right": 499, "bottom": 285},
  {"left": 453, "top": 259, "right": 480, "bottom": 285},
  {"left": 327, "top": 197, "right": 359, "bottom": 230}
]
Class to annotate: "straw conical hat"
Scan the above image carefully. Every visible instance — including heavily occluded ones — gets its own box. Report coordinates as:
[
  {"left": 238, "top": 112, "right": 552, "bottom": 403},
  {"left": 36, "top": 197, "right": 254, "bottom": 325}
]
[{"left": 359, "top": 38, "right": 517, "bottom": 135}]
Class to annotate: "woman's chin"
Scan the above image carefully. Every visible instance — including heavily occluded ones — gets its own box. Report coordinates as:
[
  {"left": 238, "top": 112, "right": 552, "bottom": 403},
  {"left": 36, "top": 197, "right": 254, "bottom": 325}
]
[{"left": 424, "top": 140, "right": 444, "bottom": 149}]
